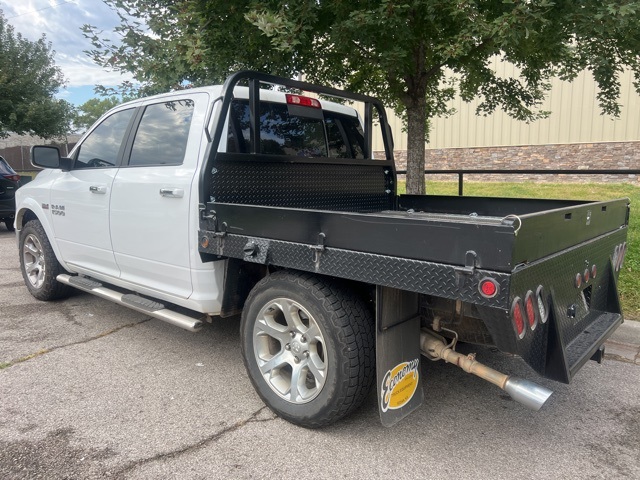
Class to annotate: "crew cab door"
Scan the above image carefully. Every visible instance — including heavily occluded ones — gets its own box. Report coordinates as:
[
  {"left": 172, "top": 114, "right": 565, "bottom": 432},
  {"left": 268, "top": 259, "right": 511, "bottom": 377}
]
[
  {"left": 109, "top": 93, "right": 208, "bottom": 299},
  {"left": 50, "top": 106, "right": 137, "bottom": 277}
]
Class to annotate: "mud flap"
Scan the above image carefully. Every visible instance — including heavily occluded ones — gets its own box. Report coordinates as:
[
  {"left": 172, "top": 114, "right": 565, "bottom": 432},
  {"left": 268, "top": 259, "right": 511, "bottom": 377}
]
[{"left": 376, "top": 286, "right": 423, "bottom": 427}]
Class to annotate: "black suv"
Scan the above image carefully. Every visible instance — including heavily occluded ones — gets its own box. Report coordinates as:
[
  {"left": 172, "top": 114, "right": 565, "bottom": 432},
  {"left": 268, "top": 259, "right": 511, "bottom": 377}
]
[{"left": 0, "top": 156, "right": 20, "bottom": 231}]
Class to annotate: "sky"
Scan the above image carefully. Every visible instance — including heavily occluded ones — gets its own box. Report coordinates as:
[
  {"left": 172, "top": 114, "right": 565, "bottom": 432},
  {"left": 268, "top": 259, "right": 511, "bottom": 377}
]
[{"left": 2, "top": 0, "right": 135, "bottom": 106}]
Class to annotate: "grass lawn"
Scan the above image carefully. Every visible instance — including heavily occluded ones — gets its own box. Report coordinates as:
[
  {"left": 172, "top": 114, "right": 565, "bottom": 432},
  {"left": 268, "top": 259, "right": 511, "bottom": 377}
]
[{"left": 398, "top": 181, "right": 640, "bottom": 320}]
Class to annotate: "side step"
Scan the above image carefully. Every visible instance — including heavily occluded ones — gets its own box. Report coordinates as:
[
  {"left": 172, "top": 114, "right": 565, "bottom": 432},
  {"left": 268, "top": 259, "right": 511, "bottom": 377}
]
[{"left": 57, "top": 274, "right": 203, "bottom": 332}]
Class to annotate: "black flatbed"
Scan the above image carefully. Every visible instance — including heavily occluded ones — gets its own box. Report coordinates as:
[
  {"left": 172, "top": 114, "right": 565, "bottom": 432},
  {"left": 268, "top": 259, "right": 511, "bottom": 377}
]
[
  {"left": 202, "top": 194, "right": 629, "bottom": 274},
  {"left": 196, "top": 71, "right": 629, "bottom": 386}
]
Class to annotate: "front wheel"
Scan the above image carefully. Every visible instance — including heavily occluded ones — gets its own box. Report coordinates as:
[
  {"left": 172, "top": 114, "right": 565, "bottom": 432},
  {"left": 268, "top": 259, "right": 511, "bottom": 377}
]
[
  {"left": 19, "top": 220, "right": 72, "bottom": 301},
  {"left": 240, "top": 271, "right": 375, "bottom": 428}
]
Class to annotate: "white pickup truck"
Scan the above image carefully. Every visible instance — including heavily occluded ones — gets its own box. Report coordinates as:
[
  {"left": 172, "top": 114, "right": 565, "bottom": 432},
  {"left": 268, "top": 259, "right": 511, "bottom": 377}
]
[{"left": 16, "top": 72, "right": 629, "bottom": 428}]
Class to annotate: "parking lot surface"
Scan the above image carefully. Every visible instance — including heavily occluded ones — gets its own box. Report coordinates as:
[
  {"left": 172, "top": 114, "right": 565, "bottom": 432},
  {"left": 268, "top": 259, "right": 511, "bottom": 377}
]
[{"left": 1, "top": 226, "right": 639, "bottom": 479}]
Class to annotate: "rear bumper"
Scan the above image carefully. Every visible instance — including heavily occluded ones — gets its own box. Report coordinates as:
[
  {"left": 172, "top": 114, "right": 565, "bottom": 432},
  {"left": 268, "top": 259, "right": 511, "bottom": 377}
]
[
  {"left": 482, "top": 228, "right": 627, "bottom": 383},
  {"left": 563, "top": 310, "right": 621, "bottom": 379}
]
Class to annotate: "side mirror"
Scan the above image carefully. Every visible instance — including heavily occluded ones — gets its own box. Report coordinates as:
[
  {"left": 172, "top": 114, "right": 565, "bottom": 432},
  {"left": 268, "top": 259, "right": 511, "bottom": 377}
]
[{"left": 31, "top": 146, "right": 72, "bottom": 171}]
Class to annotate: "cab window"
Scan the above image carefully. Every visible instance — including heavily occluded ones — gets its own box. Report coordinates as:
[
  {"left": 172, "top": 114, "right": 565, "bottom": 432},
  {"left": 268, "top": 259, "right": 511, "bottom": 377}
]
[
  {"left": 74, "top": 108, "right": 135, "bottom": 169},
  {"left": 128, "top": 100, "right": 195, "bottom": 167}
]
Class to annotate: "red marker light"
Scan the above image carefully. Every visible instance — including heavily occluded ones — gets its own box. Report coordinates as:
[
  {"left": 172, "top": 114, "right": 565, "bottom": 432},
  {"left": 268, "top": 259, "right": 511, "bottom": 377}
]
[
  {"left": 525, "top": 292, "right": 537, "bottom": 330},
  {"left": 286, "top": 94, "right": 321, "bottom": 108},
  {"left": 512, "top": 298, "right": 526, "bottom": 339},
  {"left": 479, "top": 278, "right": 499, "bottom": 298}
]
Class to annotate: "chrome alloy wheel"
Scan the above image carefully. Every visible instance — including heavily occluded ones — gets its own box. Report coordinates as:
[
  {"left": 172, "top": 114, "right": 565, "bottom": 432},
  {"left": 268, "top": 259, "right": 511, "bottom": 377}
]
[
  {"left": 253, "top": 298, "right": 327, "bottom": 404},
  {"left": 22, "top": 233, "right": 46, "bottom": 289}
]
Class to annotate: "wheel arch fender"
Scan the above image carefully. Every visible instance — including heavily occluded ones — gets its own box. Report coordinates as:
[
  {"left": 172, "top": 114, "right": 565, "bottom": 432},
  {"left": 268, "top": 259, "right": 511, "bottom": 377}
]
[
  {"left": 16, "top": 202, "right": 70, "bottom": 272},
  {"left": 221, "top": 263, "right": 375, "bottom": 319}
]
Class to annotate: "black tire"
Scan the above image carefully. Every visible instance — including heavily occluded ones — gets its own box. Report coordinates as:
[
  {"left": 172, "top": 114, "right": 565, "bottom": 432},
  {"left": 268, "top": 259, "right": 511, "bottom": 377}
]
[
  {"left": 240, "top": 271, "right": 375, "bottom": 428},
  {"left": 4, "top": 219, "right": 15, "bottom": 231},
  {"left": 19, "top": 219, "right": 72, "bottom": 301}
]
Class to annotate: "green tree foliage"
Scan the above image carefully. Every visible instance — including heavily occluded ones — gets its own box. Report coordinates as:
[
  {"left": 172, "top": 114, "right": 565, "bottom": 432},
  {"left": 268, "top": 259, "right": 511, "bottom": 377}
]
[
  {"left": 82, "top": 1, "right": 295, "bottom": 96},
  {"left": 0, "top": 11, "right": 74, "bottom": 139},
  {"left": 74, "top": 97, "right": 122, "bottom": 131},
  {"left": 83, "top": 1, "right": 640, "bottom": 194}
]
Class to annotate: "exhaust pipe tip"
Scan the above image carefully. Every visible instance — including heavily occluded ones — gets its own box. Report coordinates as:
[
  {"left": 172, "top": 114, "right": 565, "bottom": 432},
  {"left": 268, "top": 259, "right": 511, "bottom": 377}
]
[{"left": 504, "top": 377, "right": 553, "bottom": 411}]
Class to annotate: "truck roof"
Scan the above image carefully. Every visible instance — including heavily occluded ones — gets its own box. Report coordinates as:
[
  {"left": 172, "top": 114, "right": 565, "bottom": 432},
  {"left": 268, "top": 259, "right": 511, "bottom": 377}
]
[{"left": 119, "top": 85, "right": 360, "bottom": 118}]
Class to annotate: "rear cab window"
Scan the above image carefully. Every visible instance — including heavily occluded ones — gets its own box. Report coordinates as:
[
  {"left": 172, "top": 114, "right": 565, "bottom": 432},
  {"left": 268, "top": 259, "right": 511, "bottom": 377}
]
[
  {"left": 128, "top": 99, "right": 195, "bottom": 167},
  {"left": 226, "top": 99, "right": 365, "bottom": 159}
]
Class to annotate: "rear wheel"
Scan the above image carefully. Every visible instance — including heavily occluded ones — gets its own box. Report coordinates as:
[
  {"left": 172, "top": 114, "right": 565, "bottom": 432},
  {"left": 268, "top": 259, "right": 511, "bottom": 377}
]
[
  {"left": 240, "top": 271, "right": 375, "bottom": 428},
  {"left": 19, "top": 220, "right": 72, "bottom": 301}
]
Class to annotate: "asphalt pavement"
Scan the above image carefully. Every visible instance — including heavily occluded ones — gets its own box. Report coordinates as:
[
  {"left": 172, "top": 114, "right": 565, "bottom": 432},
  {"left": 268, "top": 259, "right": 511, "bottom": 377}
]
[{"left": 1, "top": 225, "right": 639, "bottom": 479}]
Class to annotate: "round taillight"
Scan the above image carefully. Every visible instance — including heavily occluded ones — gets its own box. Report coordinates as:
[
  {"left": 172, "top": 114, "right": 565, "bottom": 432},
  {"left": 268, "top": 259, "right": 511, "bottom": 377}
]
[
  {"left": 575, "top": 273, "right": 582, "bottom": 289},
  {"left": 511, "top": 298, "right": 526, "bottom": 339},
  {"left": 536, "top": 286, "right": 548, "bottom": 324},
  {"left": 479, "top": 278, "right": 499, "bottom": 298},
  {"left": 583, "top": 268, "right": 590, "bottom": 283},
  {"left": 525, "top": 291, "right": 538, "bottom": 330},
  {"left": 591, "top": 264, "right": 597, "bottom": 280}
]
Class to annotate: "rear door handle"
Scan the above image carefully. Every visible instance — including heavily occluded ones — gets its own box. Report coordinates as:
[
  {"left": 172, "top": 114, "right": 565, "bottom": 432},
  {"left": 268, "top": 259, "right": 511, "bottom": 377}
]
[
  {"left": 159, "top": 188, "right": 184, "bottom": 198},
  {"left": 89, "top": 185, "right": 107, "bottom": 194}
]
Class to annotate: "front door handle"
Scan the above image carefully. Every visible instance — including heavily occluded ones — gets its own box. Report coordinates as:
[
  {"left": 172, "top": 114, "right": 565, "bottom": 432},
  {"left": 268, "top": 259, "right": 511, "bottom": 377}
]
[
  {"left": 89, "top": 185, "right": 107, "bottom": 194},
  {"left": 159, "top": 188, "right": 184, "bottom": 198}
]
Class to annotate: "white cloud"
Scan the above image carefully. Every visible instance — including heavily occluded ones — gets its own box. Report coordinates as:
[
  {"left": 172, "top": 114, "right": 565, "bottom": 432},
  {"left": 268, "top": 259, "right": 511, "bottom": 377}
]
[
  {"left": 57, "top": 53, "right": 134, "bottom": 87},
  {"left": 55, "top": 88, "right": 71, "bottom": 98}
]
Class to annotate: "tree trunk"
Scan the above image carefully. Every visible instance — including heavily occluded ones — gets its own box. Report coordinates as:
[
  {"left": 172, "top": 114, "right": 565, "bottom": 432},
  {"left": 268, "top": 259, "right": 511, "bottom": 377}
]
[{"left": 405, "top": 97, "right": 427, "bottom": 195}]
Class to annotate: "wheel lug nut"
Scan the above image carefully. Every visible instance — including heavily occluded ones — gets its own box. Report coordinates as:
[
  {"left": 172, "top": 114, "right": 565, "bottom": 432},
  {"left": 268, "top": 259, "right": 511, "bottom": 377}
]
[
  {"left": 285, "top": 344, "right": 291, "bottom": 350},
  {"left": 290, "top": 331, "right": 296, "bottom": 338},
  {"left": 303, "top": 351, "right": 309, "bottom": 358},
  {"left": 300, "top": 336, "right": 307, "bottom": 343},
  {"left": 294, "top": 356, "right": 300, "bottom": 363}
]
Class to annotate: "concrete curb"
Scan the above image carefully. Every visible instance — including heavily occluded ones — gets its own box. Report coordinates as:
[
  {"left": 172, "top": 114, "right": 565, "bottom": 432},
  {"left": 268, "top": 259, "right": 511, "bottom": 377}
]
[{"left": 604, "top": 320, "right": 640, "bottom": 365}]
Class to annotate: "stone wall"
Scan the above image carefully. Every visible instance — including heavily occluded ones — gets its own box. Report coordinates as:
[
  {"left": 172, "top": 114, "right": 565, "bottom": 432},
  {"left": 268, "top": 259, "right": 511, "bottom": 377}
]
[{"left": 376, "top": 141, "right": 640, "bottom": 183}]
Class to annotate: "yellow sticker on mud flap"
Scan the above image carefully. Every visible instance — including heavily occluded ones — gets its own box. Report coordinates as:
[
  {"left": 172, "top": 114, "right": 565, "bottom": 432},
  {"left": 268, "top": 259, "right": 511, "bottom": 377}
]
[{"left": 380, "top": 359, "right": 420, "bottom": 412}]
